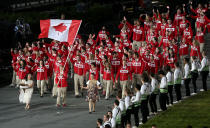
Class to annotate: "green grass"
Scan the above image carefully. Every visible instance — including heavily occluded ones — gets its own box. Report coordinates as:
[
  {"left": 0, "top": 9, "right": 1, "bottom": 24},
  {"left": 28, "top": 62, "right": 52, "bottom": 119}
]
[{"left": 140, "top": 90, "right": 210, "bottom": 128}]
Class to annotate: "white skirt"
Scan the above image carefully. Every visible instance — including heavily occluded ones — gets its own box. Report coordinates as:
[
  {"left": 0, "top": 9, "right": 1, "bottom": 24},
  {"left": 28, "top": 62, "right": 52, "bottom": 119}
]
[{"left": 19, "top": 88, "right": 33, "bottom": 104}]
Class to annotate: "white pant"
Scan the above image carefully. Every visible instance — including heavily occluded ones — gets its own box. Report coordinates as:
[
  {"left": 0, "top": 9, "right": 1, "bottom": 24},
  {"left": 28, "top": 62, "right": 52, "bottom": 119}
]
[
  {"left": 57, "top": 87, "right": 67, "bottom": 105},
  {"left": 200, "top": 43, "right": 205, "bottom": 53},
  {"left": 37, "top": 80, "right": 45, "bottom": 95}
]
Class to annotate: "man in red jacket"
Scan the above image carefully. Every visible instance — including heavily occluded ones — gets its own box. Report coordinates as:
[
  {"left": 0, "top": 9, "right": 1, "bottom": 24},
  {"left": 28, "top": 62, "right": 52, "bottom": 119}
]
[
  {"left": 55, "top": 64, "right": 68, "bottom": 107},
  {"left": 72, "top": 55, "right": 86, "bottom": 97},
  {"left": 195, "top": 27, "right": 205, "bottom": 52},
  {"left": 33, "top": 60, "right": 48, "bottom": 97},
  {"left": 132, "top": 52, "right": 144, "bottom": 86},
  {"left": 115, "top": 60, "right": 132, "bottom": 98},
  {"left": 52, "top": 55, "right": 63, "bottom": 97},
  {"left": 132, "top": 20, "right": 145, "bottom": 51}
]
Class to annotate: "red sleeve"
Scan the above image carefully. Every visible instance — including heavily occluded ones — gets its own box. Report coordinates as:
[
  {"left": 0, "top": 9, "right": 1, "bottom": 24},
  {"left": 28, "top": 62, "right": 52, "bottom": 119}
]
[
  {"left": 118, "top": 23, "right": 124, "bottom": 30},
  {"left": 111, "top": 69, "right": 115, "bottom": 83},
  {"left": 198, "top": 47, "right": 202, "bottom": 60},
  {"left": 96, "top": 32, "right": 100, "bottom": 43},
  {"left": 55, "top": 75, "right": 58, "bottom": 85},
  {"left": 140, "top": 60, "right": 145, "bottom": 74},
  {"left": 190, "top": 15, "right": 198, "bottom": 19},
  {"left": 95, "top": 69, "right": 99, "bottom": 80},
  {"left": 159, "top": 39, "right": 163, "bottom": 47},
  {"left": 190, "top": 8, "right": 197, "bottom": 14},
  {"left": 115, "top": 69, "right": 120, "bottom": 81},
  {"left": 44, "top": 67, "right": 48, "bottom": 80},
  {"left": 129, "top": 69, "right": 133, "bottom": 80}
]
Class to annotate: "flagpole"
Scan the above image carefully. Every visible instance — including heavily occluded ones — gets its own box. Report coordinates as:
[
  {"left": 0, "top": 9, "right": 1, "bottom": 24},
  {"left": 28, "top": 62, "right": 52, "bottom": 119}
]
[
  {"left": 62, "top": 20, "right": 82, "bottom": 72},
  {"left": 56, "top": 20, "right": 82, "bottom": 97}
]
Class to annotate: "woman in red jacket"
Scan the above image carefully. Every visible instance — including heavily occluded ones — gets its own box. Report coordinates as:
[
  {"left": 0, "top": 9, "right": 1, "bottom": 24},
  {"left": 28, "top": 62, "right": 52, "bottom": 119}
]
[
  {"left": 55, "top": 64, "right": 68, "bottom": 107},
  {"left": 116, "top": 60, "right": 132, "bottom": 98},
  {"left": 33, "top": 60, "right": 47, "bottom": 97},
  {"left": 102, "top": 61, "right": 115, "bottom": 100},
  {"left": 147, "top": 55, "right": 158, "bottom": 74},
  {"left": 89, "top": 63, "right": 99, "bottom": 81},
  {"left": 179, "top": 38, "right": 189, "bottom": 69},
  {"left": 190, "top": 39, "right": 202, "bottom": 61},
  {"left": 195, "top": 27, "right": 205, "bottom": 52},
  {"left": 166, "top": 49, "right": 177, "bottom": 70},
  {"left": 17, "top": 60, "right": 29, "bottom": 87}
]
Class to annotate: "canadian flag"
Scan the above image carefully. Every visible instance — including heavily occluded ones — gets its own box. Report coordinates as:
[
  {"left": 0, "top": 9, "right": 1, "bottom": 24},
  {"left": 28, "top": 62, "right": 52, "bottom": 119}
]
[{"left": 38, "top": 19, "right": 82, "bottom": 45}]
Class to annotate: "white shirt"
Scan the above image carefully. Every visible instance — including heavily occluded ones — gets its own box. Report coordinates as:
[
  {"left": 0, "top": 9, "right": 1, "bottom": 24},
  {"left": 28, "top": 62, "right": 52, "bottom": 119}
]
[
  {"left": 199, "top": 57, "right": 209, "bottom": 71},
  {"left": 131, "top": 91, "right": 140, "bottom": 103},
  {"left": 166, "top": 72, "right": 173, "bottom": 83},
  {"left": 174, "top": 68, "right": 182, "bottom": 82},
  {"left": 86, "top": 80, "right": 100, "bottom": 86},
  {"left": 119, "top": 99, "right": 125, "bottom": 112},
  {"left": 140, "top": 82, "right": 150, "bottom": 95},
  {"left": 160, "top": 76, "right": 167, "bottom": 89},
  {"left": 184, "top": 64, "right": 190, "bottom": 78},
  {"left": 112, "top": 106, "right": 121, "bottom": 126},
  {"left": 191, "top": 61, "right": 197, "bottom": 71},
  {"left": 103, "top": 121, "right": 112, "bottom": 127},
  {"left": 109, "top": 118, "right": 116, "bottom": 128},
  {"left": 151, "top": 78, "right": 158, "bottom": 92},
  {"left": 124, "top": 96, "right": 131, "bottom": 109}
]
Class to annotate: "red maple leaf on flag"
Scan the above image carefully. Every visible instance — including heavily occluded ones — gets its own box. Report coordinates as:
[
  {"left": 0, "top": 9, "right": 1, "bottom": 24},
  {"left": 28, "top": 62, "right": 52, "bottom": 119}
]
[{"left": 53, "top": 23, "right": 67, "bottom": 33}]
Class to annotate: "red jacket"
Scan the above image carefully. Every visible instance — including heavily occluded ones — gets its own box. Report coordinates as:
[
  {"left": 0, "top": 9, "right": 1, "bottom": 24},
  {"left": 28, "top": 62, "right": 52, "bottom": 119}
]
[
  {"left": 160, "top": 23, "right": 167, "bottom": 36},
  {"left": 132, "top": 25, "right": 145, "bottom": 41},
  {"left": 164, "top": 24, "right": 177, "bottom": 39},
  {"left": 102, "top": 69, "right": 115, "bottom": 83},
  {"left": 120, "top": 39, "right": 132, "bottom": 49},
  {"left": 179, "top": 20, "right": 191, "bottom": 35},
  {"left": 166, "top": 55, "right": 177, "bottom": 69},
  {"left": 195, "top": 31, "right": 205, "bottom": 43},
  {"left": 45, "top": 60, "right": 53, "bottom": 77},
  {"left": 146, "top": 61, "right": 158, "bottom": 74},
  {"left": 132, "top": 58, "right": 144, "bottom": 74},
  {"left": 116, "top": 66, "right": 132, "bottom": 81},
  {"left": 74, "top": 61, "right": 86, "bottom": 76},
  {"left": 55, "top": 71, "right": 68, "bottom": 87},
  {"left": 190, "top": 45, "right": 202, "bottom": 60},
  {"left": 153, "top": 53, "right": 163, "bottom": 69},
  {"left": 173, "top": 14, "right": 185, "bottom": 27},
  {"left": 89, "top": 68, "right": 99, "bottom": 80},
  {"left": 179, "top": 43, "right": 189, "bottom": 56},
  {"left": 96, "top": 30, "right": 110, "bottom": 43},
  {"left": 53, "top": 60, "right": 63, "bottom": 74},
  {"left": 34, "top": 66, "right": 48, "bottom": 80},
  {"left": 18, "top": 66, "right": 29, "bottom": 80},
  {"left": 11, "top": 51, "right": 18, "bottom": 63},
  {"left": 110, "top": 57, "right": 122, "bottom": 74},
  {"left": 182, "top": 28, "right": 193, "bottom": 43},
  {"left": 159, "top": 36, "right": 171, "bottom": 49}
]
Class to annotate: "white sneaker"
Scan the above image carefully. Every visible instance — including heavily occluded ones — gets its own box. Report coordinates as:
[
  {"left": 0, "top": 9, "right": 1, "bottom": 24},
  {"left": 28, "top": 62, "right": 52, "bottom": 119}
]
[
  {"left": 139, "top": 122, "right": 143, "bottom": 125},
  {"left": 15, "top": 84, "right": 19, "bottom": 88},
  {"left": 132, "top": 126, "right": 138, "bottom": 128},
  {"left": 166, "top": 104, "right": 169, "bottom": 107},
  {"left": 169, "top": 104, "right": 173, "bottom": 106},
  {"left": 9, "top": 84, "right": 15, "bottom": 87},
  {"left": 158, "top": 109, "right": 162, "bottom": 112},
  {"left": 154, "top": 112, "right": 158, "bottom": 115},
  {"left": 200, "top": 89, "right": 204, "bottom": 92},
  {"left": 173, "top": 101, "right": 179, "bottom": 104},
  {"left": 105, "top": 97, "right": 109, "bottom": 100},
  {"left": 191, "top": 93, "right": 197, "bottom": 95},
  {"left": 149, "top": 112, "right": 154, "bottom": 115},
  {"left": 183, "top": 96, "right": 189, "bottom": 99}
]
